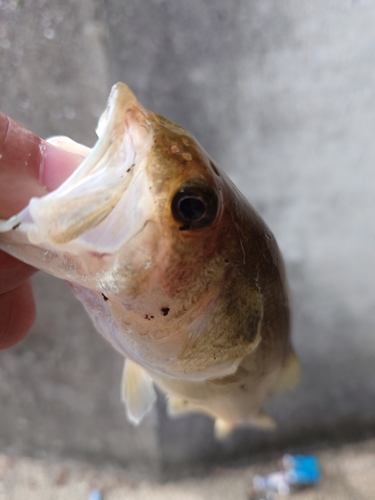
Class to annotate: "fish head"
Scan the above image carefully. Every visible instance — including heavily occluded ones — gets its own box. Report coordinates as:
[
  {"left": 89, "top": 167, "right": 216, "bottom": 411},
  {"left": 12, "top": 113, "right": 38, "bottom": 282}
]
[{"left": 0, "top": 83, "right": 274, "bottom": 379}]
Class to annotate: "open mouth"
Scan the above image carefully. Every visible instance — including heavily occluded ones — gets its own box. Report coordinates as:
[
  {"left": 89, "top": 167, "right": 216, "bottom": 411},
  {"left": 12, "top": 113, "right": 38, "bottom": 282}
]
[{"left": 0, "top": 84, "right": 153, "bottom": 255}]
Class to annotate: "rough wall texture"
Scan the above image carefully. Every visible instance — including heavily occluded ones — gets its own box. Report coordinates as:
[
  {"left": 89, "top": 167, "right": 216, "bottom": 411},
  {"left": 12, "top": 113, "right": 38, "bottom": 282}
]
[{"left": 1, "top": 0, "right": 375, "bottom": 476}]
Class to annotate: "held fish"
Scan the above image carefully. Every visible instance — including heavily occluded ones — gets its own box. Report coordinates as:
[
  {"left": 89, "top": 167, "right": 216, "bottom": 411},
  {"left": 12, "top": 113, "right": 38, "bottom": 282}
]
[{"left": 0, "top": 83, "right": 300, "bottom": 438}]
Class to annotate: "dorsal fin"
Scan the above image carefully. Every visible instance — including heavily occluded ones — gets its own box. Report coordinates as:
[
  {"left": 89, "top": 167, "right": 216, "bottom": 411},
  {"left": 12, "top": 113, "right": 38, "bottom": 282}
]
[{"left": 121, "top": 359, "right": 156, "bottom": 425}]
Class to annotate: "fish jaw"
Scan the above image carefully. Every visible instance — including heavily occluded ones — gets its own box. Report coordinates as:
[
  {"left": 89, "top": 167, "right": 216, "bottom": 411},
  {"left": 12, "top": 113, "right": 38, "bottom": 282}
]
[
  {"left": 24, "top": 83, "right": 153, "bottom": 249},
  {"left": 0, "top": 82, "right": 244, "bottom": 380},
  {"left": 0, "top": 81, "right": 294, "bottom": 426},
  {"left": 0, "top": 83, "right": 157, "bottom": 282}
]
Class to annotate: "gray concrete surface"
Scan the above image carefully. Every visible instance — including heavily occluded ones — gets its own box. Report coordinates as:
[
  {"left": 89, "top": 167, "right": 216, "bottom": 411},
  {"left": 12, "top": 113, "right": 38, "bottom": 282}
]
[
  {"left": 1, "top": 0, "right": 375, "bottom": 476},
  {"left": 0, "top": 275, "right": 160, "bottom": 476},
  {"left": 1, "top": 439, "right": 375, "bottom": 499}
]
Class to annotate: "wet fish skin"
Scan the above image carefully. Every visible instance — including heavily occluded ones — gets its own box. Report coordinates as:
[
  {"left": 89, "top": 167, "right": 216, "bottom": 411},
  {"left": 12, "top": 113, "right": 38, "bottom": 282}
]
[{"left": 0, "top": 83, "right": 299, "bottom": 437}]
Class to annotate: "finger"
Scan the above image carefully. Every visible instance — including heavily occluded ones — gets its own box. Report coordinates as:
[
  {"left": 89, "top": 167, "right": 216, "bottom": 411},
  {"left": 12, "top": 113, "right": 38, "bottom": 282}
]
[
  {"left": 0, "top": 113, "right": 85, "bottom": 348},
  {"left": 0, "top": 112, "right": 85, "bottom": 289},
  {"left": 0, "top": 112, "right": 84, "bottom": 217},
  {"left": 42, "top": 139, "right": 87, "bottom": 191},
  {"left": 0, "top": 280, "right": 36, "bottom": 350},
  {"left": 0, "top": 251, "right": 36, "bottom": 294},
  {"left": 0, "top": 112, "right": 46, "bottom": 217}
]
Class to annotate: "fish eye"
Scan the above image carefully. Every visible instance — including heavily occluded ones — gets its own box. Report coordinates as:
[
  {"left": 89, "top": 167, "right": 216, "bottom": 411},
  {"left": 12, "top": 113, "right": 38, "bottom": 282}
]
[{"left": 171, "top": 182, "right": 219, "bottom": 230}]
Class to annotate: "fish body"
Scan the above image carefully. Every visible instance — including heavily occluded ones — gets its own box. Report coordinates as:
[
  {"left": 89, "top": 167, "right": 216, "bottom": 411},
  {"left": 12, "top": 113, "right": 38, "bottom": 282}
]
[{"left": 0, "top": 83, "right": 299, "bottom": 437}]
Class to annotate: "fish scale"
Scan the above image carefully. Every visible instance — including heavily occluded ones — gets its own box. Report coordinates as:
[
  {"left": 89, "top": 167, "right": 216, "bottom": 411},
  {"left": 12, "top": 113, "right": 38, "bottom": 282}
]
[{"left": 0, "top": 82, "right": 300, "bottom": 438}]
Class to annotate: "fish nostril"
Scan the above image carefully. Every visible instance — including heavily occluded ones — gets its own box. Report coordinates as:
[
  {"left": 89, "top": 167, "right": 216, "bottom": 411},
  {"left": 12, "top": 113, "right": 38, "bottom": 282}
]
[{"left": 210, "top": 160, "right": 220, "bottom": 176}]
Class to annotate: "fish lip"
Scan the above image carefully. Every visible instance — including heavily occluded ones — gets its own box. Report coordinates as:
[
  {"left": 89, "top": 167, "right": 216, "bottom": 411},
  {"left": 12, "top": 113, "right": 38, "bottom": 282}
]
[{"left": 14, "top": 83, "right": 153, "bottom": 252}]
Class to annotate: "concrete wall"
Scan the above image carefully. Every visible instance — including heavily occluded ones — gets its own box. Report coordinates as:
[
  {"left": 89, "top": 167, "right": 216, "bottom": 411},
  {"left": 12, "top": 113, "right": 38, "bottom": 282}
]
[{"left": 1, "top": 0, "right": 375, "bottom": 476}]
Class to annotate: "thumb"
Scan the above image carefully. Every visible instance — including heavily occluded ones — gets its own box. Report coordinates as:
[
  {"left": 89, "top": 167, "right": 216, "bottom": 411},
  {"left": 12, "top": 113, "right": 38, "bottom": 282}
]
[{"left": 0, "top": 111, "right": 85, "bottom": 218}]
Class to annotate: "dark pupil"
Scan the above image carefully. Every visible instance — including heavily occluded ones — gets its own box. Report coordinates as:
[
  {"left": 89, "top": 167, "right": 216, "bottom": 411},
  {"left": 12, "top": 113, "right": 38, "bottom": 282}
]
[{"left": 179, "top": 197, "right": 206, "bottom": 221}]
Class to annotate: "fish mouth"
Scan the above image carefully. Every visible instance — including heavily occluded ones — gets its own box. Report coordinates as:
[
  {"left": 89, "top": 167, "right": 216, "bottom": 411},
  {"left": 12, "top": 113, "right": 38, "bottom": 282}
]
[{"left": 10, "top": 83, "right": 153, "bottom": 254}]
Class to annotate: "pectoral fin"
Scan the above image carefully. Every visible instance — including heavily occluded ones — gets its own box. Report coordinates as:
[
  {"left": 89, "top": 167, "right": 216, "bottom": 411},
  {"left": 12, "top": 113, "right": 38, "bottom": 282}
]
[{"left": 121, "top": 359, "right": 156, "bottom": 425}]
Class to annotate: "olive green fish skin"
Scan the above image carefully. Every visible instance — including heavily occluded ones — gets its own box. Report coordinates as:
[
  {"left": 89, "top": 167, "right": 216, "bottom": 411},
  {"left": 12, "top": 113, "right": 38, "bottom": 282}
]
[
  {"left": 0, "top": 83, "right": 297, "bottom": 434},
  {"left": 149, "top": 157, "right": 291, "bottom": 425}
]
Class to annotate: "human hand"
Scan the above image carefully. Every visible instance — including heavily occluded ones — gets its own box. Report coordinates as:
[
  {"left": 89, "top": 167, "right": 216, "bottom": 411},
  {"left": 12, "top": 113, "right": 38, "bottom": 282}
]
[{"left": 0, "top": 112, "right": 83, "bottom": 349}]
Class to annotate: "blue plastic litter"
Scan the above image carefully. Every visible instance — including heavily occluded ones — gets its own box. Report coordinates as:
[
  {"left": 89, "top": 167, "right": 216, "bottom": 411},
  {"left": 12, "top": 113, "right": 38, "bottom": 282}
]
[
  {"left": 283, "top": 455, "right": 321, "bottom": 485},
  {"left": 88, "top": 489, "right": 102, "bottom": 500},
  {"left": 253, "top": 454, "right": 321, "bottom": 496}
]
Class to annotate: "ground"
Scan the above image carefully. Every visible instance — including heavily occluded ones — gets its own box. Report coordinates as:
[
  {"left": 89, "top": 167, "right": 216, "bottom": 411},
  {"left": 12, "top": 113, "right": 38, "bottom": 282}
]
[{"left": 1, "top": 438, "right": 374, "bottom": 500}]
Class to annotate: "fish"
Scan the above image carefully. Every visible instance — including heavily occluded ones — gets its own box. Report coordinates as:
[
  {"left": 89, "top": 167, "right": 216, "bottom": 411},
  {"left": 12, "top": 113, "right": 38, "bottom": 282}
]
[{"left": 0, "top": 83, "right": 300, "bottom": 438}]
